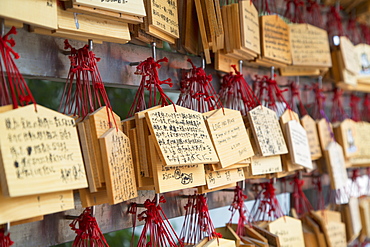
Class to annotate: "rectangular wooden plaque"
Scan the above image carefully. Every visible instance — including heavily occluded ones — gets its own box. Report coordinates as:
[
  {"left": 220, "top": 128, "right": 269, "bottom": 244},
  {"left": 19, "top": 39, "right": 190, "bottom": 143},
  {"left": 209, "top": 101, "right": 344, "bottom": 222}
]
[
  {"left": 99, "top": 128, "right": 138, "bottom": 204},
  {"left": 204, "top": 165, "right": 245, "bottom": 189},
  {"left": 0, "top": 104, "right": 88, "bottom": 197},
  {"left": 73, "top": 0, "right": 146, "bottom": 17},
  {"left": 204, "top": 108, "right": 254, "bottom": 168},
  {"left": 146, "top": 105, "right": 219, "bottom": 166},
  {"left": 289, "top": 24, "right": 331, "bottom": 67},
  {"left": 260, "top": 15, "right": 292, "bottom": 64}
]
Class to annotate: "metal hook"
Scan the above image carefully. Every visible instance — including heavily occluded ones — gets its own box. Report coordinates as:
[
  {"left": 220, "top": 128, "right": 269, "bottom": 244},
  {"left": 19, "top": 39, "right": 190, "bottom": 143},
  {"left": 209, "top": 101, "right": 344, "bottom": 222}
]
[
  {"left": 318, "top": 76, "right": 323, "bottom": 89},
  {"left": 201, "top": 55, "right": 206, "bottom": 70},
  {"left": 298, "top": 170, "right": 303, "bottom": 180},
  {"left": 296, "top": 76, "right": 300, "bottom": 86},
  {"left": 88, "top": 39, "right": 93, "bottom": 51},
  {"left": 1, "top": 18, "right": 4, "bottom": 37},
  {"left": 271, "top": 66, "right": 275, "bottom": 80},
  {"left": 4, "top": 222, "right": 10, "bottom": 235},
  {"left": 239, "top": 60, "right": 243, "bottom": 74},
  {"left": 73, "top": 13, "right": 80, "bottom": 29},
  {"left": 155, "top": 193, "right": 160, "bottom": 206},
  {"left": 151, "top": 42, "right": 157, "bottom": 61},
  {"left": 91, "top": 206, "right": 95, "bottom": 217}
]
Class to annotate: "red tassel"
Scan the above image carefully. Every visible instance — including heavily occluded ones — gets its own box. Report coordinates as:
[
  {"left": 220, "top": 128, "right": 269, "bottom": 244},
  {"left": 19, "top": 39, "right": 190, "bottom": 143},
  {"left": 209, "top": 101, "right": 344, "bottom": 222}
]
[
  {"left": 228, "top": 185, "right": 250, "bottom": 237},
  {"left": 249, "top": 181, "right": 284, "bottom": 222},
  {"left": 330, "top": 88, "right": 347, "bottom": 122},
  {"left": 127, "top": 57, "right": 174, "bottom": 118},
  {"left": 180, "top": 193, "right": 221, "bottom": 244},
  {"left": 0, "top": 228, "right": 14, "bottom": 247},
  {"left": 69, "top": 208, "right": 109, "bottom": 247},
  {"left": 219, "top": 65, "right": 260, "bottom": 116},
  {"left": 0, "top": 26, "right": 36, "bottom": 109},
  {"left": 137, "top": 196, "right": 183, "bottom": 247},
  {"left": 289, "top": 81, "right": 308, "bottom": 117},
  {"left": 59, "top": 40, "right": 116, "bottom": 128},
  {"left": 177, "top": 59, "right": 222, "bottom": 113},
  {"left": 291, "top": 173, "right": 313, "bottom": 217}
]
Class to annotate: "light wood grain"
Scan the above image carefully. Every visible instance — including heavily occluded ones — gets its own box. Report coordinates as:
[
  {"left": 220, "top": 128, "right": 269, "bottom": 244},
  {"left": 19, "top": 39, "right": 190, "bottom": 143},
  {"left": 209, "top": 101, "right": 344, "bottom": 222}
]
[
  {"left": 57, "top": 9, "right": 131, "bottom": 43},
  {"left": 359, "top": 197, "right": 370, "bottom": 239},
  {"left": 204, "top": 165, "right": 245, "bottom": 189},
  {"left": 204, "top": 108, "right": 254, "bottom": 168},
  {"left": 197, "top": 182, "right": 235, "bottom": 193},
  {"left": 0, "top": 0, "right": 57, "bottom": 29},
  {"left": 148, "top": 135, "right": 206, "bottom": 193},
  {"left": 285, "top": 120, "right": 312, "bottom": 169},
  {"left": 146, "top": 0, "right": 179, "bottom": 38},
  {"left": 260, "top": 15, "right": 292, "bottom": 65},
  {"left": 194, "top": 0, "right": 211, "bottom": 64},
  {"left": 250, "top": 155, "right": 282, "bottom": 175},
  {"left": 340, "top": 36, "right": 360, "bottom": 75},
  {"left": 66, "top": 4, "right": 143, "bottom": 24},
  {"left": 289, "top": 24, "right": 331, "bottom": 67},
  {"left": 135, "top": 105, "right": 161, "bottom": 177},
  {"left": 239, "top": 0, "right": 260, "bottom": 55},
  {"left": 248, "top": 106, "right": 288, "bottom": 156},
  {"left": 0, "top": 104, "right": 87, "bottom": 197},
  {"left": 203, "top": 238, "right": 236, "bottom": 247},
  {"left": 280, "top": 66, "right": 321, "bottom": 76},
  {"left": 300, "top": 115, "right": 322, "bottom": 160},
  {"left": 311, "top": 210, "right": 347, "bottom": 247},
  {"left": 79, "top": 187, "right": 109, "bottom": 207},
  {"left": 324, "top": 141, "right": 348, "bottom": 190},
  {"left": 0, "top": 187, "right": 74, "bottom": 224},
  {"left": 10, "top": 215, "right": 44, "bottom": 226},
  {"left": 267, "top": 216, "right": 305, "bottom": 247},
  {"left": 73, "top": 0, "right": 146, "bottom": 16},
  {"left": 146, "top": 105, "right": 219, "bottom": 166},
  {"left": 333, "top": 119, "right": 358, "bottom": 158},
  {"left": 89, "top": 106, "right": 122, "bottom": 185},
  {"left": 99, "top": 128, "right": 138, "bottom": 204},
  {"left": 77, "top": 120, "right": 98, "bottom": 192},
  {"left": 216, "top": 225, "right": 241, "bottom": 246}
]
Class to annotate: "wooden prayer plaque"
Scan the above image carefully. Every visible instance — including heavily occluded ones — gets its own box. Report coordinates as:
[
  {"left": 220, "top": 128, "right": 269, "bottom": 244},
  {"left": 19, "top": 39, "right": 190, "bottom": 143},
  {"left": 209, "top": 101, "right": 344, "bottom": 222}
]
[
  {"left": 0, "top": 104, "right": 87, "bottom": 197},
  {"left": 250, "top": 155, "right": 282, "bottom": 175},
  {"left": 77, "top": 119, "right": 98, "bottom": 192},
  {"left": 0, "top": 0, "right": 57, "bottom": 29},
  {"left": 333, "top": 119, "right": 358, "bottom": 158},
  {"left": 253, "top": 224, "right": 281, "bottom": 247},
  {"left": 146, "top": 0, "right": 179, "bottom": 38},
  {"left": 215, "top": 52, "right": 239, "bottom": 73},
  {"left": 289, "top": 24, "right": 331, "bottom": 67},
  {"left": 324, "top": 141, "right": 348, "bottom": 190},
  {"left": 239, "top": 0, "right": 260, "bottom": 55},
  {"left": 202, "top": 238, "right": 236, "bottom": 247},
  {"left": 57, "top": 9, "right": 131, "bottom": 44},
  {"left": 204, "top": 165, "right": 245, "bottom": 189},
  {"left": 267, "top": 216, "right": 305, "bottom": 247},
  {"left": 215, "top": 225, "right": 241, "bottom": 246},
  {"left": 79, "top": 187, "right": 109, "bottom": 207},
  {"left": 248, "top": 106, "right": 288, "bottom": 156},
  {"left": 286, "top": 120, "right": 312, "bottom": 169},
  {"left": 204, "top": 108, "right": 254, "bottom": 168},
  {"left": 339, "top": 36, "right": 360, "bottom": 75},
  {"left": 316, "top": 118, "right": 334, "bottom": 151},
  {"left": 99, "top": 128, "right": 138, "bottom": 204},
  {"left": 355, "top": 44, "right": 370, "bottom": 83},
  {"left": 311, "top": 210, "right": 347, "bottom": 247},
  {"left": 0, "top": 187, "right": 74, "bottom": 224},
  {"left": 342, "top": 197, "right": 362, "bottom": 243},
  {"left": 359, "top": 198, "right": 370, "bottom": 239},
  {"left": 73, "top": 0, "right": 146, "bottom": 17},
  {"left": 260, "top": 15, "right": 292, "bottom": 65},
  {"left": 89, "top": 106, "right": 122, "bottom": 186},
  {"left": 300, "top": 115, "right": 321, "bottom": 160},
  {"left": 148, "top": 136, "right": 206, "bottom": 193},
  {"left": 146, "top": 105, "right": 219, "bottom": 166}
]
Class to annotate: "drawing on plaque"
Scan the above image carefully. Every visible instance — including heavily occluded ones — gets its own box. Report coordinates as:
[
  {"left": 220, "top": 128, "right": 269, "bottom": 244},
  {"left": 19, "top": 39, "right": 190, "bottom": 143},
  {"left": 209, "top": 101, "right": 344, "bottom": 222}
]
[
  {"left": 346, "top": 128, "right": 357, "bottom": 153},
  {"left": 247, "top": 106, "right": 288, "bottom": 156},
  {"left": 174, "top": 168, "right": 193, "bottom": 185},
  {"left": 361, "top": 53, "right": 370, "bottom": 73}
]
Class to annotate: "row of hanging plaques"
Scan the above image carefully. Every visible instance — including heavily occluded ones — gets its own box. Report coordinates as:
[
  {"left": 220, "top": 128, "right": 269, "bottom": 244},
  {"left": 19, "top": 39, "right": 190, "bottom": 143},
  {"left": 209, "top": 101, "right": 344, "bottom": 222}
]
[{"left": 2, "top": 100, "right": 370, "bottom": 223}]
